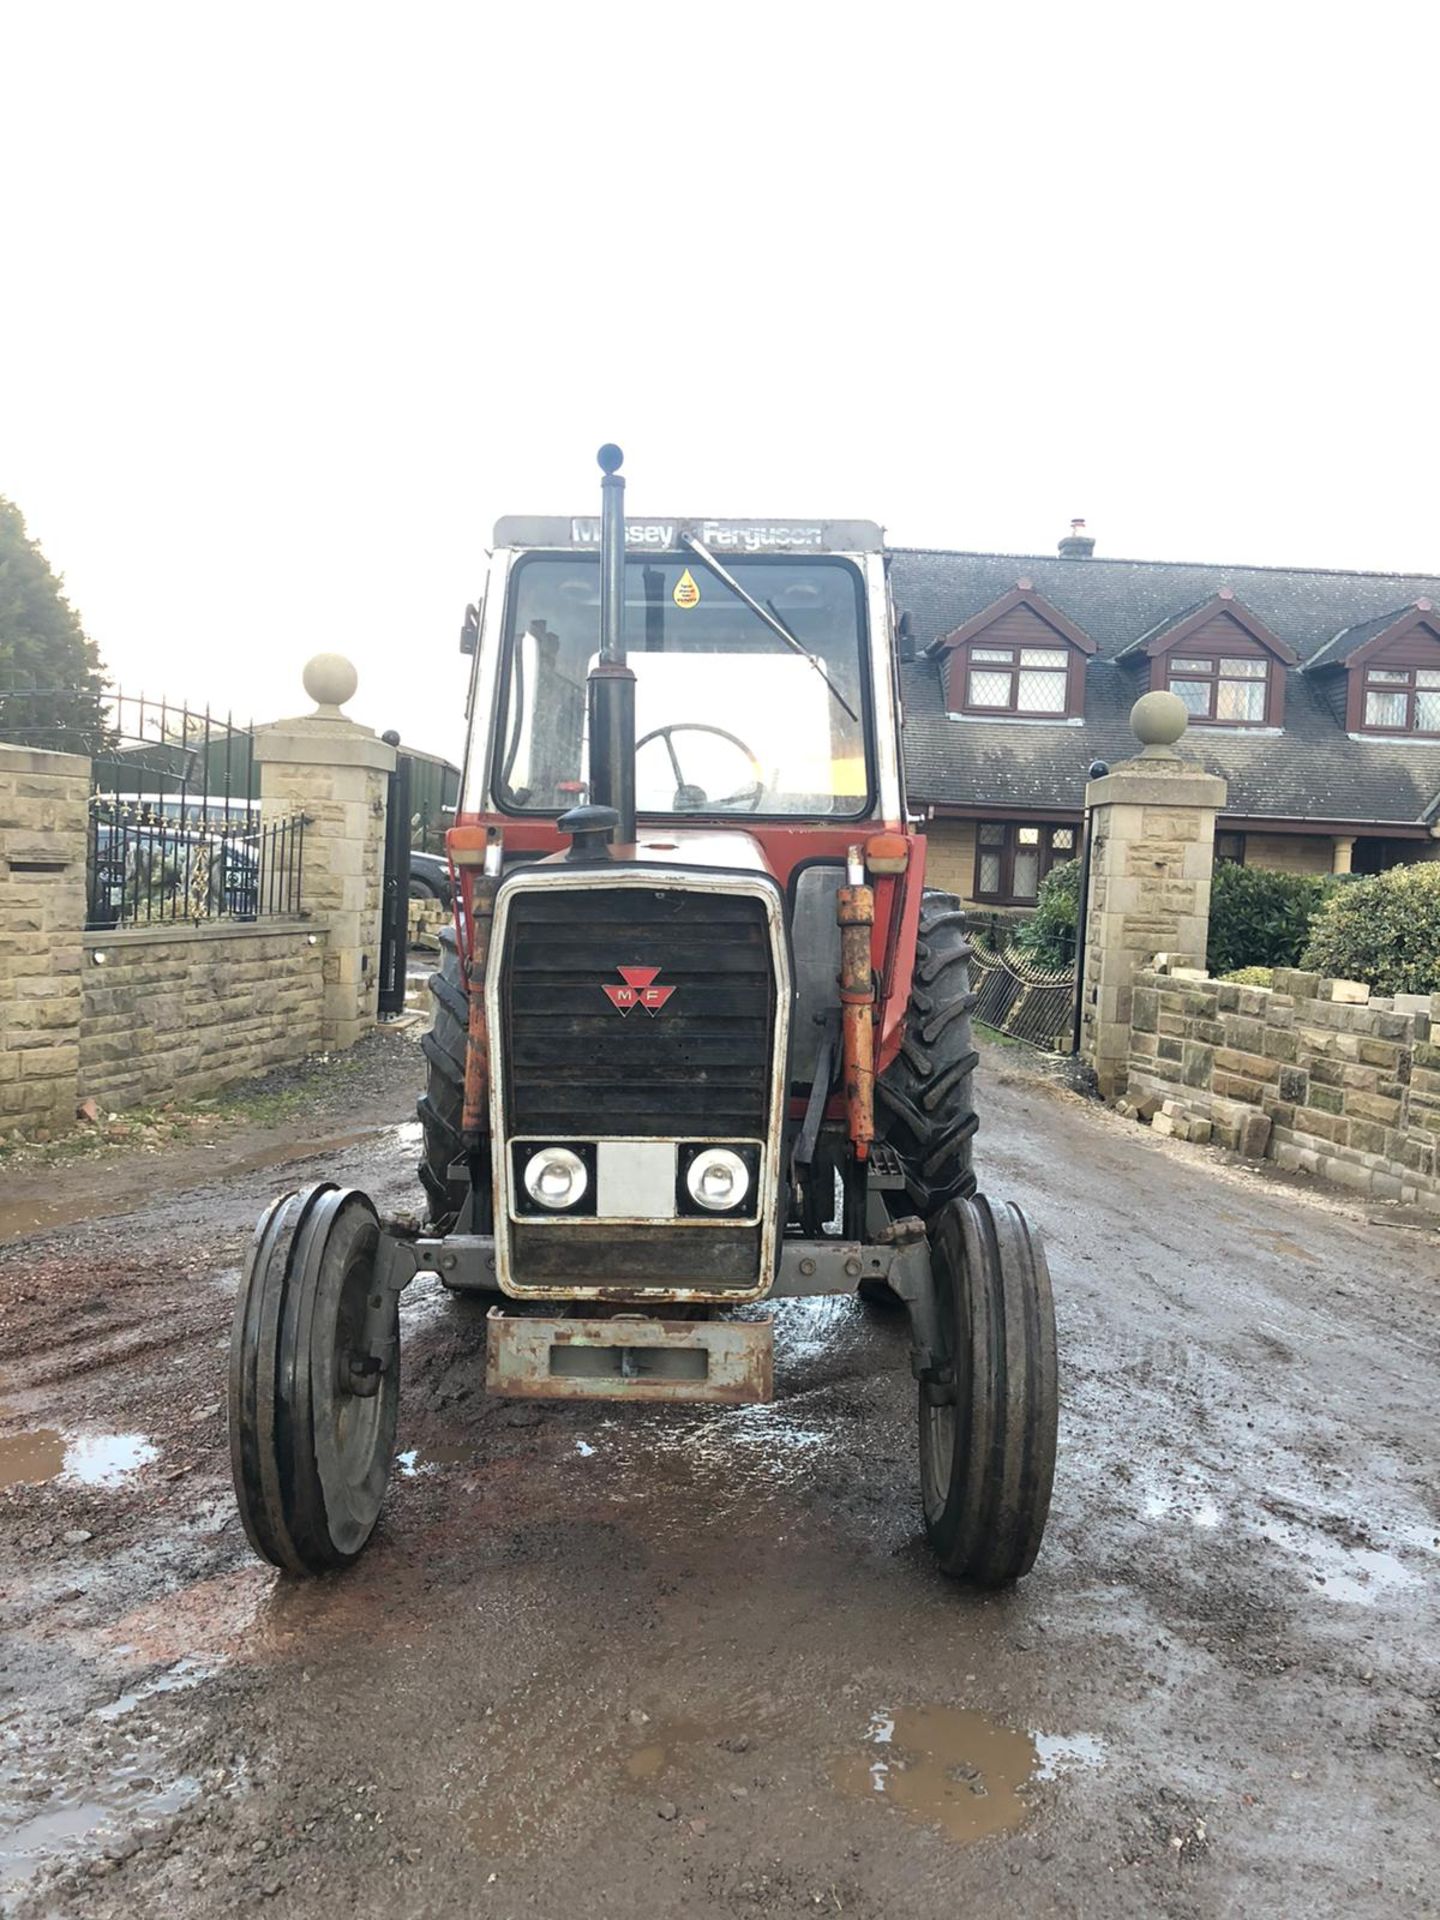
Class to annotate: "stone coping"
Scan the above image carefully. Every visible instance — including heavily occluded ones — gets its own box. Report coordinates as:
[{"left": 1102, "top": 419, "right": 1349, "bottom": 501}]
[{"left": 82, "top": 918, "right": 320, "bottom": 950}]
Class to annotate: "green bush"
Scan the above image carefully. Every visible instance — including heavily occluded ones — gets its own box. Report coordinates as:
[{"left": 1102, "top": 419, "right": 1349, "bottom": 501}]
[
  {"left": 1300, "top": 861, "right": 1440, "bottom": 995},
  {"left": 1205, "top": 861, "right": 1334, "bottom": 977},
  {"left": 1015, "top": 859, "right": 1080, "bottom": 969},
  {"left": 1221, "top": 965, "right": 1275, "bottom": 987}
]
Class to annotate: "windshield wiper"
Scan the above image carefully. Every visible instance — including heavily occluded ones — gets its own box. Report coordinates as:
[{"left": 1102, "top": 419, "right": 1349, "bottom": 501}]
[{"left": 678, "top": 533, "right": 860, "bottom": 723}]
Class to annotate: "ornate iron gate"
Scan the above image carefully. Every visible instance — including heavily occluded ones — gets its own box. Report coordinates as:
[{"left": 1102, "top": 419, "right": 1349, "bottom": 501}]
[{"left": 967, "top": 921, "right": 1078, "bottom": 1054}]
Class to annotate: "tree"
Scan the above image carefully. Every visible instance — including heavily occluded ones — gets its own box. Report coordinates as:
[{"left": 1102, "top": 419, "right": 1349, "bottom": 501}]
[{"left": 0, "top": 498, "right": 108, "bottom": 752}]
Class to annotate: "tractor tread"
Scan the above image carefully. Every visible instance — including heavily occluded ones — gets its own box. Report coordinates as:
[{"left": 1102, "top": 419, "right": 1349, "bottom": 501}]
[{"left": 875, "top": 890, "right": 980, "bottom": 1221}]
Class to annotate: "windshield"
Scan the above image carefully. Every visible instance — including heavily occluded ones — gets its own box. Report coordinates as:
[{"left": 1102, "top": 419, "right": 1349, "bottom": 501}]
[{"left": 494, "top": 554, "right": 871, "bottom": 817}]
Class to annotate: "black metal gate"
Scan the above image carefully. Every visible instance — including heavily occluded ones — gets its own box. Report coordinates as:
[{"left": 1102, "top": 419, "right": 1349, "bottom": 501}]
[
  {"left": 967, "top": 928, "right": 1078, "bottom": 1053},
  {"left": 378, "top": 742, "right": 412, "bottom": 1018}
]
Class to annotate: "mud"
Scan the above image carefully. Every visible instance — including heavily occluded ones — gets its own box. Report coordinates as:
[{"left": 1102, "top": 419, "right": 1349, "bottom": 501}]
[{"left": 1, "top": 1037, "right": 1438, "bottom": 1917}]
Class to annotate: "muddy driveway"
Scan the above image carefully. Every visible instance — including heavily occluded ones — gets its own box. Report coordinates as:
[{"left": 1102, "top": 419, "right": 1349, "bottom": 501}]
[{"left": 1, "top": 1033, "right": 1437, "bottom": 1918}]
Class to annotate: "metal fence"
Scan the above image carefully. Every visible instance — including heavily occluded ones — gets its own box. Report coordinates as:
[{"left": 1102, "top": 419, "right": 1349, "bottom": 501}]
[
  {"left": 967, "top": 919, "right": 1078, "bottom": 1054},
  {"left": 86, "top": 802, "right": 305, "bottom": 930}
]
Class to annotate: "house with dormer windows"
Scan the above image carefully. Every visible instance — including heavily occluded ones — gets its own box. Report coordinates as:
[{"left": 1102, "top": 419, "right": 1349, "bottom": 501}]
[{"left": 889, "top": 533, "right": 1440, "bottom": 908}]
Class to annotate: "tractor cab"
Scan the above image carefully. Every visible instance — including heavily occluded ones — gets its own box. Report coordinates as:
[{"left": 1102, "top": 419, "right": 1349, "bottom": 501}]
[{"left": 228, "top": 449, "right": 1059, "bottom": 1590}]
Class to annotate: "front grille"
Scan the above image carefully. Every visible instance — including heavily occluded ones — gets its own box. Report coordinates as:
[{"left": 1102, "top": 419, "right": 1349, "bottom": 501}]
[{"left": 499, "top": 885, "right": 775, "bottom": 1139}]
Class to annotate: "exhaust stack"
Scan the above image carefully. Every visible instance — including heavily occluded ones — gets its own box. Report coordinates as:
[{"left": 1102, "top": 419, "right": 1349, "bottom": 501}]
[{"left": 587, "top": 443, "right": 637, "bottom": 845}]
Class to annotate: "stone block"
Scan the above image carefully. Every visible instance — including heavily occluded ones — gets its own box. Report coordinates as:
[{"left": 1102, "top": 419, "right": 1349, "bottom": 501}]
[
  {"left": 1329, "top": 979, "right": 1370, "bottom": 1005},
  {"left": 1278, "top": 1066, "right": 1308, "bottom": 1103},
  {"left": 1308, "top": 1083, "right": 1345, "bottom": 1115},
  {"left": 1345, "top": 1089, "right": 1402, "bottom": 1127},
  {"left": 1237, "top": 1110, "right": 1272, "bottom": 1158},
  {"left": 1187, "top": 1118, "right": 1213, "bottom": 1145},
  {"left": 1213, "top": 1072, "right": 1267, "bottom": 1105},
  {"left": 1216, "top": 983, "right": 1241, "bottom": 1013},
  {"left": 1261, "top": 1028, "right": 1298, "bottom": 1063},
  {"left": 1132, "top": 988, "right": 1158, "bottom": 1034},
  {"left": 1225, "top": 1015, "right": 1266, "bottom": 1053},
  {"left": 1181, "top": 1042, "right": 1213, "bottom": 1088},
  {"left": 1151, "top": 1111, "right": 1177, "bottom": 1137},
  {"left": 1213, "top": 1047, "right": 1278, "bottom": 1083},
  {"left": 1157, "top": 1037, "right": 1183, "bottom": 1063},
  {"left": 1295, "top": 1107, "right": 1349, "bottom": 1146}
]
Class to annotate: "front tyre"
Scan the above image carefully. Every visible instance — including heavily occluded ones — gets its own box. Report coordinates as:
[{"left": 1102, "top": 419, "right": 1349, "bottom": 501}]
[
  {"left": 229, "top": 1184, "right": 399, "bottom": 1574},
  {"left": 917, "top": 1194, "right": 1058, "bottom": 1585}
]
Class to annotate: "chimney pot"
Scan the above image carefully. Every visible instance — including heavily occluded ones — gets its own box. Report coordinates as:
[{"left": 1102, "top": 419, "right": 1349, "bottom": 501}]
[{"left": 1057, "top": 517, "right": 1096, "bottom": 560}]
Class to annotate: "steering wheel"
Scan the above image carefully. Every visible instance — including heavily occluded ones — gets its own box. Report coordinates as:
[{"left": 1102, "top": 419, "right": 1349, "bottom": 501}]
[{"left": 634, "top": 723, "right": 765, "bottom": 812}]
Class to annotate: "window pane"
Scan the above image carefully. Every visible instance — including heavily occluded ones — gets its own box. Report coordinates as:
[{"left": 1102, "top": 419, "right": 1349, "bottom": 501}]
[
  {"left": 1171, "top": 678, "right": 1213, "bottom": 716},
  {"left": 1051, "top": 827, "right": 1075, "bottom": 851},
  {"left": 978, "top": 852, "right": 1002, "bottom": 893},
  {"left": 1222, "top": 657, "right": 1268, "bottom": 679},
  {"left": 1016, "top": 670, "right": 1067, "bottom": 713},
  {"left": 1216, "top": 677, "right": 1265, "bottom": 722},
  {"left": 1012, "top": 849, "right": 1040, "bottom": 899},
  {"left": 1416, "top": 670, "right": 1440, "bottom": 689},
  {"left": 1170, "top": 657, "right": 1213, "bottom": 673},
  {"left": 1368, "top": 669, "right": 1410, "bottom": 684},
  {"left": 1017, "top": 826, "right": 1040, "bottom": 846},
  {"left": 968, "top": 669, "right": 1013, "bottom": 706},
  {"left": 979, "top": 823, "right": 1006, "bottom": 845},
  {"left": 1365, "top": 690, "right": 1408, "bottom": 727},
  {"left": 1416, "top": 690, "right": 1440, "bottom": 732},
  {"left": 1018, "top": 648, "right": 1068, "bottom": 668},
  {"left": 1216, "top": 832, "right": 1246, "bottom": 864},
  {"left": 970, "top": 648, "right": 1014, "bottom": 663}
]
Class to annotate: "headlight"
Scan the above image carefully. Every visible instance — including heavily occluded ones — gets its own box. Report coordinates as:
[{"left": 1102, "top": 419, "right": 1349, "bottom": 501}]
[
  {"left": 684, "top": 1147, "right": 751, "bottom": 1213},
  {"left": 523, "top": 1145, "right": 589, "bottom": 1210}
]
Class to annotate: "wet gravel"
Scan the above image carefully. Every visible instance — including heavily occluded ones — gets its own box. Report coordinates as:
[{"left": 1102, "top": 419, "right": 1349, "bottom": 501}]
[{"left": 0, "top": 1038, "right": 1437, "bottom": 1918}]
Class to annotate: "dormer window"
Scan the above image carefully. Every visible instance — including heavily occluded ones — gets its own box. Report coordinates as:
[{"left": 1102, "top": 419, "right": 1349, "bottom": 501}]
[
  {"left": 931, "top": 581, "right": 1096, "bottom": 720},
  {"left": 1361, "top": 663, "right": 1440, "bottom": 735},
  {"left": 1119, "top": 590, "right": 1295, "bottom": 729},
  {"left": 1167, "top": 654, "right": 1270, "bottom": 725},
  {"left": 966, "top": 644, "right": 1070, "bottom": 715},
  {"left": 1312, "top": 601, "right": 1440, "bottom": 737}
]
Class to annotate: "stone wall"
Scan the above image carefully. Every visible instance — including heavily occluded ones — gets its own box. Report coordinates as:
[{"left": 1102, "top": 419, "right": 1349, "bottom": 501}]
[
  {"left": 924, "top": 820, "right": 978, "bottom": 901},
  {"left": 79, "top": 923, "right": 327, "bottom": 1111},
  {"left": 0, "top": 745, "right": 89, "bottom": 1137},
  {"left": 1242, "top": 833, "right": 1336, "bottom": 877},
  {"left": 1124, "top": 962, "right": 1439, "bottom": 1209}
]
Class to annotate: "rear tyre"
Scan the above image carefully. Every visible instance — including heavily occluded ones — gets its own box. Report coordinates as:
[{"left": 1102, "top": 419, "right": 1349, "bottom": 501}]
[
  {"left": 417, "top": 925, "right": 470, "bottom": 1231},
  {"left": 917, "top": 1194, "right": 1058, "bottom": 1586},
  {"left": 229, "top": 1184, "right": 399, "bottom": 1575},
  {"left": 876, "top": 891, "right": 980, "bottom": 1223}
]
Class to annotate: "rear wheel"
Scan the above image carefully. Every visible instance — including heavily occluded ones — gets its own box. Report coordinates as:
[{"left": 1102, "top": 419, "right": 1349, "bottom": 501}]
[
  {"left": 417, "top": 925, "right": 470, "bottom": 1231},
  {"left": 229, "top": 1184, "right": 399, "bottom": 1575},
  {"left": 876, "top": 891, "right": 980, "bottom": 1222},
  {"left": 917, "top": 1194, "right": 1058, "bottom": 1585}
]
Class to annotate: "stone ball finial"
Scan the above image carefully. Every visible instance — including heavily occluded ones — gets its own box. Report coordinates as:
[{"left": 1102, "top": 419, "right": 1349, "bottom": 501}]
[
  {"left": 1130, "top": 689, "right": 1189, "bottom": 754},
  {"left": 303, "top": 653, "right": 359, "bottom": 715}
]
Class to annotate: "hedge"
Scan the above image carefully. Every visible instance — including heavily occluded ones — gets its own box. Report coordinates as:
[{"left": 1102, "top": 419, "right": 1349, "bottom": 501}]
[
  {"left": 1204, "top": 861, "right": 1337, "bottom": 977},
  {"left": 1301, "top": 861, "right": 1440, "bottom": 995},
  {"left": 1015, "top": 859, "right": 1080, "bottom": 969}
]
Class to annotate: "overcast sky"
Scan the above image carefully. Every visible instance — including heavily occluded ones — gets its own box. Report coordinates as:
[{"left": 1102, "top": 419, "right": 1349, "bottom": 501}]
[{"left": 2, "top": 2, "right": 1436, "bottom": 764}]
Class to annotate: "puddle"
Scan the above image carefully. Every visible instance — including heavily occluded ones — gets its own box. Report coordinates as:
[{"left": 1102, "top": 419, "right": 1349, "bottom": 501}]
[
  {"left": 622, "top": 1718, "right": 717, "bottom": 1782},
  {"left": 93, "top": 1658, "right": 215, "bottom": 1722},
  {"left": 0, "top": 1430, "right": 157, "bottom": 1491},
  {"left": 396, "top": 1441, "right": 474, "bottom": 1477},
  {"left": 1139, "top": 1470, "right": 1222, "bottom": 1530},
  {"left": 833, "top": 1708, "right": 1104, "bottom": 1845},
  {"left": 0, "top": 1763, "right": 199, "bottom": 1888}
]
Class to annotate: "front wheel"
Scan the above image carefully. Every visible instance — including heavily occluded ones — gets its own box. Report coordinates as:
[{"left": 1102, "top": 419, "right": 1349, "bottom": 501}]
[
  {"left": 229, "top": 1184, "right": 400, "bottom": 1574},
  {"left": 917, "top": 1194, "right": 1058, "bottom": 1585}
]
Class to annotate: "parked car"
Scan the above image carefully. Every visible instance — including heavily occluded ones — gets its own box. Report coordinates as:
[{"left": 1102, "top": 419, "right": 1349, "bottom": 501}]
[
  {"left": 88, "top": 819, "right": 261, "bottom": 929},
  {"left": 407, "top": 847, "right": 453, "bottom": 908}
]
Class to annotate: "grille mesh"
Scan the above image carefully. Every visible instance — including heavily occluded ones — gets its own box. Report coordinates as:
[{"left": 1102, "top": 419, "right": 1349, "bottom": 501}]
[{"left": 499, "top": 885, "right": 775, "bottom": 1140}]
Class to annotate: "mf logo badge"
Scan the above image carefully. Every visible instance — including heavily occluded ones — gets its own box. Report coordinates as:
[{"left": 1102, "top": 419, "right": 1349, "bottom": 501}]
[{"left": 603, "top": 965, "right": 675, "bottom": 1016}]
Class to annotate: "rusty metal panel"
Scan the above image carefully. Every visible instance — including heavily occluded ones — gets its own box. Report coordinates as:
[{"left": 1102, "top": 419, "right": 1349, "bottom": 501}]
[{"left": 485, "top": 1309, "right": 772, "bottom": 1405}]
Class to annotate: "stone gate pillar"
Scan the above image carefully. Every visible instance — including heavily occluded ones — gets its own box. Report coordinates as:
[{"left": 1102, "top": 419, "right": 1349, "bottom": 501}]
[
  {"left": 1080, "top": 693, "right": 1227, "bottom": 1100},
  {"left": 254, "top": 655, "right": 397, "bottom": 1051},
  {"left": 0, "top": 743, "right": 89, "bottom": 1139}
]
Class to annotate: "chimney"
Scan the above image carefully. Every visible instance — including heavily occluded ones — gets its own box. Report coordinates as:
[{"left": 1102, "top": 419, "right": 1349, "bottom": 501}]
[{"left": 1058, "top": 517, "right": 1095, "bottom": 560}]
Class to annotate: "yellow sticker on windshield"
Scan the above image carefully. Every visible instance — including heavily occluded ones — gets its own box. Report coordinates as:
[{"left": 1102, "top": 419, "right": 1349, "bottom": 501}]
[{"left": 673, "top": 567, "right": 701, "bottom": 609}]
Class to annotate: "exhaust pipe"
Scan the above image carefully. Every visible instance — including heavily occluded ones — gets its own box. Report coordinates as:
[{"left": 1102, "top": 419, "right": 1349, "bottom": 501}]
[{"left": 587, "top": 443, "right": 637, "bottom": 845}]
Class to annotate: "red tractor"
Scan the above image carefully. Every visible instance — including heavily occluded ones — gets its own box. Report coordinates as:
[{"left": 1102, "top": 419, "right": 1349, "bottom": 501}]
[{"left": 229, "top": 448, "right": 1058, "bottom": 1584}]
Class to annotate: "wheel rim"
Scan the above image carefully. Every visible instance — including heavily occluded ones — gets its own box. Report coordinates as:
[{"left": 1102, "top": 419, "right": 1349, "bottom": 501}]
[
  {"left": 329, "top": 1236, "right": 388, "bottom": 1489},
  {"left": 918, "top": 1218, "right": 967, "bottom": 1527}
]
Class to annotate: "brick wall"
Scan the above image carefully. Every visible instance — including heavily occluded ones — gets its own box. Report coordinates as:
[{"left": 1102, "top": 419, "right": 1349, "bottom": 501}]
[
  {"left": 1124, "top": 963, "right": 1438, "bottom": 1208},
  {"left": 80, "top": 923, "right": 327, "bottom": 1111},
  {"left": 1243, "top": 833, "right": 1336, "bottom": 877},
  {"left": 924, "top": 820, "right": 978, "bottom": 900}
]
